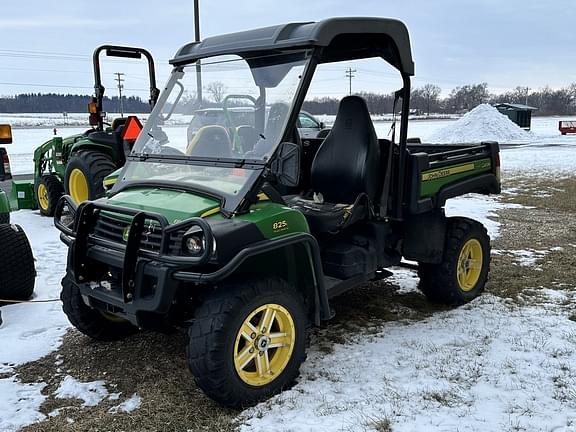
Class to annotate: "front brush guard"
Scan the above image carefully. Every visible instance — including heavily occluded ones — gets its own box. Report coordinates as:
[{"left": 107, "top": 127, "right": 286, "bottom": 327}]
[{"left": 55, "top": 196, "right": 213, "bottom": 303}]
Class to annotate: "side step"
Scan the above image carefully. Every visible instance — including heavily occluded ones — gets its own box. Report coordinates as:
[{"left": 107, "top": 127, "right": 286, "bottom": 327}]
[{"left": 324, "top": 268, "right": 394, "bottom": 300}]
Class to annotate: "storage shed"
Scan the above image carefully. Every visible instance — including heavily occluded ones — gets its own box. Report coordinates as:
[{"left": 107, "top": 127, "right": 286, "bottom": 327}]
[{"left": 494, "top": 103, "right": 538, "bottom": 129}]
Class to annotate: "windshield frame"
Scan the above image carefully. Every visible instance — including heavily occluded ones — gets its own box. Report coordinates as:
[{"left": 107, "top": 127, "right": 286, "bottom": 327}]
[{"left": 115, "top": 49, "right": 316, "bottom": 216}]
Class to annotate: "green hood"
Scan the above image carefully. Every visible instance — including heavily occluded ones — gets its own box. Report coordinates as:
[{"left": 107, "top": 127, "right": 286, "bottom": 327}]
[{"left": 106, "top": 187, "right": 219, "bottom": 224}]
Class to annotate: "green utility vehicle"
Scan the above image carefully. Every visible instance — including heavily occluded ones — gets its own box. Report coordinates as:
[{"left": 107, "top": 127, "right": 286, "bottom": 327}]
[
  {"left": 0, "top": 124, "right": 13, "bottom": 223},
  {"left": 55, "top": 18, "right": 501, "bottom": 407},
  {"left": 33, "top": 45, "right": 159, "bottom": 216},
  {"left": 0, "top": 125, "right": 36, "bottom": 301}
]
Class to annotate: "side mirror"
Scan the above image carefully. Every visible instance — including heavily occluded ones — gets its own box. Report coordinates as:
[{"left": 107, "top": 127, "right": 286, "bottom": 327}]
[
  {"left": 319, "top": 121, "right": 325, "bottom": 129},
  {"left": 0, "top": 124, "right": 12, "bottom": 144},
  {"left": 270, "top": 142, "right": 300, "bottom": 187}
]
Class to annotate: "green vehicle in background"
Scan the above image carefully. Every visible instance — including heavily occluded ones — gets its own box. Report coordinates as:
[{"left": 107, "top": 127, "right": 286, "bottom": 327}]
[
  {"left": 33, "top": 45, "right": 159, "bottom": 216},
  {"left": 0, "top": 124, "right": 36, "bottom": 302},
  {"left": 0, "top": 124, "right": 13, "bottom": 223},
  {"left": 55, "top": 18, "right": 501, "bottom": 407}
]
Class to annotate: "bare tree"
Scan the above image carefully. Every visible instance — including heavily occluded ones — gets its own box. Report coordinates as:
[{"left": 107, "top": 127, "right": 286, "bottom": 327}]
[
  {"left": 205, "top": 81, "right": 226, "bottom": 104},
  {"left": 421, "top": 84, "right": 441, "bottom": 115}
]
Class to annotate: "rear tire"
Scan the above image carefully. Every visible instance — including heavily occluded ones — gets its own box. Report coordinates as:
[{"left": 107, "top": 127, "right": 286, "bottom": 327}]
[
  {"left": 187, "top": 278, "right": 308, "bottom": 408},
  {"left": 61, "top": 274, "right": 137, "bottom": 341},
  {"left": 64, "top": 151, "right": 116, "bottom": 204},
  {"left": 418, "top": 217, "right": 490, "bottom": 305},
  {"left": 0, "top": 224, "right": 35, "bottom": 300},
  {"left": 36, "top": 174, "right": 64, "bottom": 216}
]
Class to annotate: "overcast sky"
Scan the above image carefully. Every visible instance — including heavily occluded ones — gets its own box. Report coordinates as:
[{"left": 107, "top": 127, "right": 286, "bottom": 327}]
[{"left": 1, "top": 0, "right": 575, "bottom": 98}]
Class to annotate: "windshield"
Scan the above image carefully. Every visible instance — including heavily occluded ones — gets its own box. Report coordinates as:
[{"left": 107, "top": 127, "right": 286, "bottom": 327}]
[{"left": 120, "top": 51, "right": 311, "bottom": 214}]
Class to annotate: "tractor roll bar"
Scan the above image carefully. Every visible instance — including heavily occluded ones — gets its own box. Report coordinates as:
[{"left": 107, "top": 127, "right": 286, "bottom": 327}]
[{"left": 92, "top": 45, "right": 161, "bottom": 131}]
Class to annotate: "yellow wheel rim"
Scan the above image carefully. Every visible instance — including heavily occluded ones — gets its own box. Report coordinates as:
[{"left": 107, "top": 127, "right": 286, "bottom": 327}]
[
  {"left": 457, "top": 239, "right": 483, "bottom": 291},
  {"left": 99, "top": 310, "right": 126, "bottom": 323},
  {"left": 69, "top": 169, "right": 89, "bottom": 204},
  {"left": 234, "top": 303, "right": 296, "bottom": 387},
  {"left": 37, "top": 183, "right": 49, "bottom": 211}
]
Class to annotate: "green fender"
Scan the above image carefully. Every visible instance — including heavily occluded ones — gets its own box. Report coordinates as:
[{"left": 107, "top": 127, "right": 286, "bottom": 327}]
[{"left": 0, "top": 190, "right": 10, "bottom": 214}]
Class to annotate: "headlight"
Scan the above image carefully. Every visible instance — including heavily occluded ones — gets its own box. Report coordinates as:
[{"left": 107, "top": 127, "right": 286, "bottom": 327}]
[{"left": 182, "top": 226, "right": 205, "bottom": 256}]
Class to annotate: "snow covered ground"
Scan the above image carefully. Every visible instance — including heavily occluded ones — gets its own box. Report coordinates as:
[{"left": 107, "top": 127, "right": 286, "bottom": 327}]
[
  {"left": 4, "top": 114, "right": 576, "bottom": 176},
  {"left": 0, "top": 115, "right": 575, "bottom": 431}
]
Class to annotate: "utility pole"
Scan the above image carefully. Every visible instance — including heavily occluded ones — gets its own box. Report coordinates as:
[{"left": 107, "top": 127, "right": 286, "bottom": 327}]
[
  {"left": 115, "top": 72, "right": 125, "bottom": 117},
  {"left": 345, "top": 67, "right": 356, "bottom": 95},
  {"left": 524, "top": 87, "right": 530, "bottom": 106},
  {"left": 194, "top": 0, "right": 203, "bottom": 107}
]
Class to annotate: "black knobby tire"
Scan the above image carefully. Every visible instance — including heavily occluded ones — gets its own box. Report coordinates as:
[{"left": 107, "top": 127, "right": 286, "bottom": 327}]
[
  {"left": 64, "top": 151, "right": 116, "bottom": 202},
  {"left": 0, "top": 212, "right": 9, "bottom": 224},
  {"left": 61, "top": 274, "right": 138, "bottom": 341},
  {"left": 0, "top": 224, "right": 35, "bottom": 300},
  {"left": 36, "top": 174, "right": 64, "bottom": 217},
  {"left": 187, "top": 278, "right": 308, "bottom": 408},
  {"left": 418, "top": 217, "right": 490, "bottom": 305}
]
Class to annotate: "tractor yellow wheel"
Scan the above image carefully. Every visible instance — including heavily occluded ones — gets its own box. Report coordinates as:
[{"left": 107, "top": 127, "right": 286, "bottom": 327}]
[
  {"left": 68, "top": 169, "right": 89, "bottom": 204},
  {"left": 37, "top": 183, "right": 49, "bottom": 211},
  {"left": 233, "top": 303, "right": 296, "bottom": 387},
  {"left": 36, "top": 174, "right": 64, "bottom": 217},
  {"left": 457, "top": 239, "right": 483, "bottom": 292}
]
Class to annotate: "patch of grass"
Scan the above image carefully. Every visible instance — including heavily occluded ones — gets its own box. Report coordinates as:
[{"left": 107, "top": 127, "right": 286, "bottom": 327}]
[
  {"left": 18, "top": 330, "right": 238, "bottom": 432},
  {"left": 366, "top": 416, "right": 393, "bottom": 432},
  {"left": 488, "top": 176, "right": 576, "bottom": 301}
]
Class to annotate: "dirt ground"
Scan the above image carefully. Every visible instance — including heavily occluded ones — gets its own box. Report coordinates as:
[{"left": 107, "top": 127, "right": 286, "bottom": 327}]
[{"left": 14, "top": 174, "right": 576, "bottom": 432}]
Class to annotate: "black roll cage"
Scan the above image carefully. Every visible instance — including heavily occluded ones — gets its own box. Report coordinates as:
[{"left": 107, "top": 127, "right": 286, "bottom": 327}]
[
  {"left": 92, "top": 45, "right": 161, "bottom": 131},
  {"left": 242, "top": 46, "right": 412, "bottom": 221}
]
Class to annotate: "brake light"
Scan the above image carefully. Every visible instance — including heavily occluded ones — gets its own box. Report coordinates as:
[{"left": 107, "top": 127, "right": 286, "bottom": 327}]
[
  {"left": 2, "top": 152, "right": 11, "bottom": 178},
  {"left": 495, "top": 153, "right": 501, "bottom": 183}
]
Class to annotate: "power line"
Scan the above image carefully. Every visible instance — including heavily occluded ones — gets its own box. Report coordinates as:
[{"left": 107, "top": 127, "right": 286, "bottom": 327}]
[
  {"left": 115, "top": 72, "right": 125, "bottom": 116},
  {"left": 345, "top": 67, "right": 356, "bottom": 95}
]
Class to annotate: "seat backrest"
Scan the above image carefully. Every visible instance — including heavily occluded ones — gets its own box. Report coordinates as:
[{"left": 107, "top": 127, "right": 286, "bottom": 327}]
[
  {"left": 186, "top": 125, "right": 232, "bottom": 158},
  {"left": 310, "top": 96, "right": 381, "bottom": 204},
  {"left": 236, "top": 125, "right": 260, "bottom": 152}
]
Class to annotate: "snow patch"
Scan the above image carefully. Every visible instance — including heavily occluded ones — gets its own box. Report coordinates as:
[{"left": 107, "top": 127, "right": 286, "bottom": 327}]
[
  {"left": 0, "top": 211, "right": 70, "bottom": 374},
  {"left": 238, "top": 294, "right": 576, "bottom": 432},
  {"left": 0, "top": 377, "right": 46, "bottom": 431},
  {"left": 445, "top": 194, "right": 522, "bottom": 239},
  {"left": 54, "top": 376, "right": 109, "bottom": 407},
  {"left": 428, "top": 104, "right": 532, "bottom": 144},
  {"left": 108, "top": 394, "right": 142, "bottom": 414}
]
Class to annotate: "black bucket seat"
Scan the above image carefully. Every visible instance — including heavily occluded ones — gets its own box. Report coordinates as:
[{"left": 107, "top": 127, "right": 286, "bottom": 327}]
[{"left": 286, "top": 96, "right": 381, "bottom": 233}]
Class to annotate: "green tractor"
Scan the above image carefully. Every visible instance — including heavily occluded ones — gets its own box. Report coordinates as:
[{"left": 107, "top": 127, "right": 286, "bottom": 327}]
[
  {"left": 55, "top": 18, "right": 501, "bottom": 407},
  {"left": 0, "top": 124, "right": 12, "bottom": 224},
  {"left": 33, "top": 45, "right": 159, "bottom": 216},
  {"left": 0, "top": 125, "right": 36, "bottom": 303}
]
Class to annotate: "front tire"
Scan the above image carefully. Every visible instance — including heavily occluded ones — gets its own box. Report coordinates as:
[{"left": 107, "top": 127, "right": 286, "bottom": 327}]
[
  {"left": 0, "top": 213, "right": 9, "bottom": 224},
  {"left": 418, "top": 217, "right": 490, "bottom": 305},
  {"left": 0, "top": 224, "right": 35, "bottom": 300},
  {"left": 36, "top": 174, "right": 64, "bottom": 216},
  {"left": 64, "top": 151, "right": 116, "bottom": 204},
  {"left": 187, "top": 278, "right": 308, "bottom": 408},
  {"left": 61, "top": 274, "right": 137, "bottom": 341}
]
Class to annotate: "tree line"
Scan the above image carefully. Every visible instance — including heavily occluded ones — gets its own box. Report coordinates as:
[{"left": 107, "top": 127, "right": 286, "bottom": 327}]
[
  {"left": 0, "top": 93, "right": 151, "bottom": 113},
  {"left": 2, "top": 83, "right": 576, "bottom": 116},
  {"left": 303, "top": 83, "right": 576, "bottom": 116}
]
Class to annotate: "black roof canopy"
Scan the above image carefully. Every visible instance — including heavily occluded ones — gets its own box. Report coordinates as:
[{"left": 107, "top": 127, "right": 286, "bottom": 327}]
[{"left": 170, "top": 17, "right": 414, "bottom": 76}]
